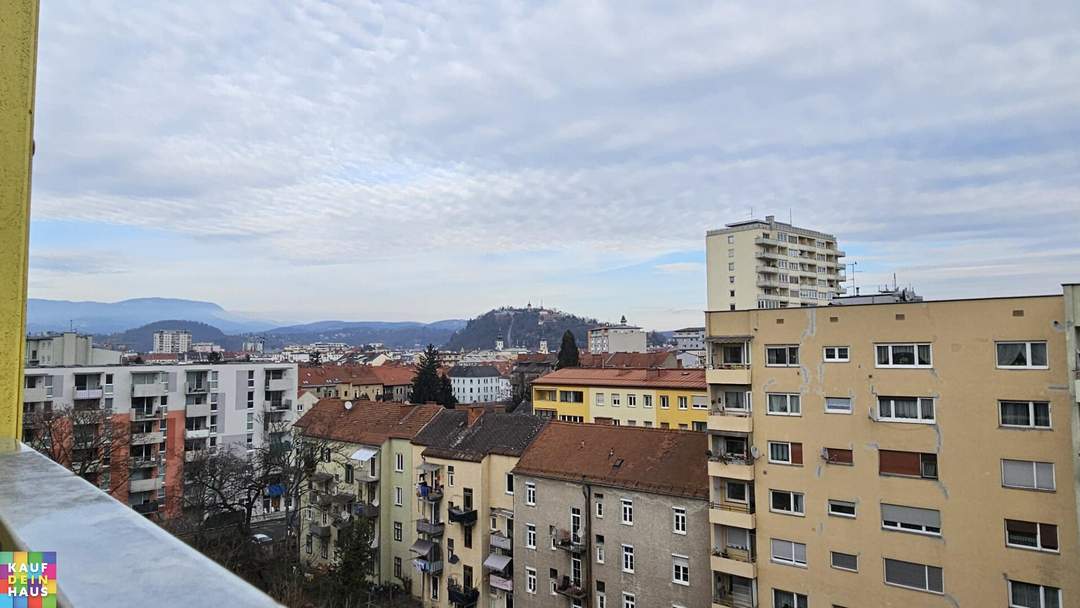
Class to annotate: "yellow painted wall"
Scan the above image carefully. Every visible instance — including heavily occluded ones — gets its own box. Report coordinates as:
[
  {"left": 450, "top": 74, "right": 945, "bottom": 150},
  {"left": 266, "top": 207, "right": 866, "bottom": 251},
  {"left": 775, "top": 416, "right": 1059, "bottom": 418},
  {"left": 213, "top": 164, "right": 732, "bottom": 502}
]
[{"left": 533, "top": 382, "right": 707, "bottom": 428}]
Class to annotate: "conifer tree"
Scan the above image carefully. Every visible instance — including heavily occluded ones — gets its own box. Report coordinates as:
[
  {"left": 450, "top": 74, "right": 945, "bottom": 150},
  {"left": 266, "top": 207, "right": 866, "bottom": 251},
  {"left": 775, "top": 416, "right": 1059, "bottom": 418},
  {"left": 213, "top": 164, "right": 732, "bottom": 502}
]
[{"left": 556, "top": 330, "right": 580, "bottom": 369}]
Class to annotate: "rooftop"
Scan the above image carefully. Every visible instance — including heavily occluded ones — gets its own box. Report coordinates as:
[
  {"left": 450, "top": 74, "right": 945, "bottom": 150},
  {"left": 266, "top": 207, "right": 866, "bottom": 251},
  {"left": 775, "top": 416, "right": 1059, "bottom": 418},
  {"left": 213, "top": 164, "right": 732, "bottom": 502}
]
[
  {"left": 704, "top": 292, "right": 1063, "bottom": 314},
  {"left": 532, "top": 367, "right": 705, "bottom": 390},
  {"left": 447, "top": 364, "right": 503, "bottom": 378},
  {"left": 414, "top": 408, "right": 546, "bottom": 462},
  {"left": 578, "top": 351, "right": 676, "bottom": 369},
  {"left": 293, "top": 398, "right": 441, "bottom": 445},
  {"left": 512, "top": 422, "right": 708, "bottom": 499}
]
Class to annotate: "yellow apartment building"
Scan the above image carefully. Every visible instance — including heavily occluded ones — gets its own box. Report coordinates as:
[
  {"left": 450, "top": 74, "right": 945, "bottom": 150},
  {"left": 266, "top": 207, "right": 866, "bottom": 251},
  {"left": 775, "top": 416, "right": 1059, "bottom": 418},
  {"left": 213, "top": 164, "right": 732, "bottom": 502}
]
[
  {"left": 705, "top": 290, "right": 1080, "bottom": 608},
  {"left": 531, "top": 367, "right": 709, "bottom": 430}
]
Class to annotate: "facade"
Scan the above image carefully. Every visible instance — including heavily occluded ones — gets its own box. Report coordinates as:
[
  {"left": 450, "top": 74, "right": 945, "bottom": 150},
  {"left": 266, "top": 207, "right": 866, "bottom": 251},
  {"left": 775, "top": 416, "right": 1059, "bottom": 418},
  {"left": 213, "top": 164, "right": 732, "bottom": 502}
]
[
  {"left": 293, "top": 399, "right": 442, "bottom": 589},
  {"left": 191, "top": 342, "right": 223, "bottom": 353},
  {"left": 704, "top": 292, "right": 1080, "bottom": 608},
  {"left": 509, "top": 354, "right": 558, "bottom": 405},
  {"left": 410, "top": 408, "right": 547, "bottom": 608},
  {"left": 449, "top": 365, "right": 511, "bottom": 404},
  {"left": 25, "top": 331, "right": 122, "bottom": 366},
  {"left": 21, "top": 361, "right": 298, "bottom": 518},
  {"left": 673, "top": 327, "right": 706, "bottom": 352},
  {"left": 705, "top": 215, "right": 845, "bottom": 311},
  {"left": 587, "top": 324, "right": 646, "bottom": 354},
  {"left": 152, "top": 329, "right": 192, "bottom": 354},
  {"left": 512, "top": 422, "right": 711, "bottom": 608},
  {"left": 531, "top": 368, "right": 709, "bottom": 430}
]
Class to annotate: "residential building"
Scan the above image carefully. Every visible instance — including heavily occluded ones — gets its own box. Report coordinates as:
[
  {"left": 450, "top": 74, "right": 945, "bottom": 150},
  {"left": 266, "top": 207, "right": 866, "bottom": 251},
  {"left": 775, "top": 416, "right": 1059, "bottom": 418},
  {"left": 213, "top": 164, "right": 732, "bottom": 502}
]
[
  {"left": 152, "top": 329, "right": 192, "bottom": 354},
  {"left": 410, "top": 407, "right": 547, "bottom": 608},
  {"left": 578, "top": 351, "right": 679, "bottom": 369},
  {"left": 298, "top": 365, "right": 416, "bottom": 402},
  {"left": 21, "top": 361, "right": 298, "bottom": 519},
  {"left": 705, "top": 215, "right": 845, "bottom": 311},
  {"left": 25, "top": 331, "right": 122, "bottom": 366},
  {"left": 704, "top": 290, "right": 1079, "bottom": 608},
  {"left": 673, "top": 327, "right": 706, "bottom": 352},
  {"left": 509, "top": 354, "right": 558, "bottom": 406},
  {"left": 832, "top": 286, "right": 923, "bottom": 306},
  {"left": 191, "top": 342, "right": 223, "bottom": 353},
  {"left": 449, "top": 365, "right": 511, "bottom": 404},
  {"left": 512, "top": 422, "right": 711, "bottom": 608},
  {"left": 587, "top": 320, "right": 646, "bottom": 354},
  {"left": 531, "top": 368, "right": 709, "bottom": 430},
  {"left": 292, "top": 398, "right": 442, "bottom": 589}
]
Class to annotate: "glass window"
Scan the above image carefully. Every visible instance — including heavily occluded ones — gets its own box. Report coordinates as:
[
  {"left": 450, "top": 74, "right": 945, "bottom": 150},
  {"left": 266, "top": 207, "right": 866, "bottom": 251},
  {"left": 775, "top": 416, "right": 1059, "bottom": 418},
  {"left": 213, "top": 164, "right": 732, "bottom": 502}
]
[
  {"left": 876, "top": 343, "right": 932, "bottom": 368},
  {"left": 823, "top": 346, "right": 849, "bottom": 362},
  {"left": 1008, "top": 580, "right": 1061, "bottom": 608},
  {"left": 671, "top": 554, "right": 689, "bottom": 585},
  {"left": 772, "top": 589, "right": 808, "bottom": 608},
  {"left": 831, "top": 551, "right": 858, "bottom": 572},
  {"left": 825, "top": 397, "right": 852, "bottom": 414},
  {"left": 766, "top": 346, "right": 799, "bottom": 366},
  {"left": 997, "top": 342, "right": 1048, "bottom": 368},
  {"left": 881, "top": 503, "right": 942, "bottom": 536},
  {"left": 999, "top": 401, "right": 1051, "bottom": 429},
  {"left": 769, "top": 490, "right": 804, "bottom": 515},
  {"left": 883, "top": 558, "right": 943, "bottom": 594},
  {"left": 877, "top": 396, "right": 935, "bottom": 423},
  {"left": 828, "top": 500, "right": 856, "bottom": 518},
  {"left": 1002, "top": 459, "right": 1056, "bottom": 491},
  {"left": 1005, "top": 519, "right": 1059, "bottom": 552},
  {"left": 770, "top": 538, "right": 807, "bottom": 567},
  {"left": 767, "top": 393, "right": 801, "bottom": 416}
]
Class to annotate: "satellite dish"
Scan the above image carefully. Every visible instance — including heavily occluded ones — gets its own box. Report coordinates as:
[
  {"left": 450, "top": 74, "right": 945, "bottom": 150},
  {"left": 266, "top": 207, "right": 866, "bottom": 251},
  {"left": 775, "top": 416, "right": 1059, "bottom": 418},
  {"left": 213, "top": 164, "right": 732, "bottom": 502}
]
[
  {"left": 749, "top": 445, "right": 760, "bottom": 459},
  {"left": 344, "top": 401, "right": 353, "bottom": 410}
]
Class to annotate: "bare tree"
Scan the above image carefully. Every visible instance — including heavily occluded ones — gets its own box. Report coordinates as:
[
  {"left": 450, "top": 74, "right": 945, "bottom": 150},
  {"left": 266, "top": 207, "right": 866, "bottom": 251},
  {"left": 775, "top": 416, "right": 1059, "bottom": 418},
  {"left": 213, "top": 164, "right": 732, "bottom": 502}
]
[{"left": 24, "top": 405, "right": 132, "bottom": 494}]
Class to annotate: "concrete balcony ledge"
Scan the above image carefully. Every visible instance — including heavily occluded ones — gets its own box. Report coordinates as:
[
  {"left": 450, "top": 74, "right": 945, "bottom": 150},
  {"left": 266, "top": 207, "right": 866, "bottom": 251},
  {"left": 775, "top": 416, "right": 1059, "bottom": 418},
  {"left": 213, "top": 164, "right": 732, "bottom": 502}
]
[{"left": 0, "top": 442, "right": 279, "bottom": 607}]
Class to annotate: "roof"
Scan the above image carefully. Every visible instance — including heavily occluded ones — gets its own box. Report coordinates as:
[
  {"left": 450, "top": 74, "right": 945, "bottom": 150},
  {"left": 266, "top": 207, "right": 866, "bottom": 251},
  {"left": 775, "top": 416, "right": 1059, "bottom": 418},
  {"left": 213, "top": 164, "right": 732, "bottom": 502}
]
[
  {"left": 298, "top": 364, "right": 414, "bottom": 388},
  {"left": 516, "top": 353, "right": 557, "bottom": 364},
  {"left": 588, "top": 324, "right": 642, "bottom": 331},
  {"left": 673, "top": 327, "right": 705, "bottom": 333},
  {"left": 447, "top": 365, "right": 502, "bottom": 378},
  {"left": 414, "top": 409, "right": 547, "bottom": 462},
  {"left": 578, "top": 351, "right": 677, "bottom": 369},
  {"left": 293, "top": 399, "right": 441, "bottom": 445},
  {"left": 532, "top": 367, "right": 705, "bottom": 390},
  {"left": 366, "top": 365, "right": 417, "bottom": 386},
  {"left": 704, "top": 292, "right": 1063, "bottom": 314},
  {"left": 513, "top": 422, "right": 708, "bottom": 500}
]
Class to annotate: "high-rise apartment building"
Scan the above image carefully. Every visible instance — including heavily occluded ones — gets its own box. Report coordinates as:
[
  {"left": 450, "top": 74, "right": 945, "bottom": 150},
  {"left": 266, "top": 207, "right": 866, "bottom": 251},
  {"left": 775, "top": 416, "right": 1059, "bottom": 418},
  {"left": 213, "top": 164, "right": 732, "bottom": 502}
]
[
  {"left": 587, "top": 321, "right": 646, "bottom": 354},
  {"left": 25, "top": 331, "right": 122, "bottom": 366},
  {"left": 704, "top": 290, "right": 1079, "bottom": 607},
  {"left": 152, "top": 329, "right": 192, "bottom": 354},
  {"left": 706, "top": 215, "right": 845, "bottom": 311}
]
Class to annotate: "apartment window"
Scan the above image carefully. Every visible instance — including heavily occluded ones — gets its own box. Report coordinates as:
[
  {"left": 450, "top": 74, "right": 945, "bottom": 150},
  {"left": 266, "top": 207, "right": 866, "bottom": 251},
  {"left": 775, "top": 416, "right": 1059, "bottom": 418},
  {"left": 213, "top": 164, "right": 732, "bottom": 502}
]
[
  {"left": 882, "top": 503, "right": 942, "bottom": 536},
  {"left": 596, "top": 535, "right": 605, "bottom": 563},
  {"left": 431, "top": 576, "right": 440, "bottom": 600},
  {"left": 246, "top": 391, "right": 254, "bottom": 409},
  {"left": 247, "top": 370, "right": 255, "bottom": 388},
  {"left": 831, "top": 551, "right": 858, "bottom": 572},
  {"left": 728, "top": 235, "right": 735, "bottom": 244},
  {"left": 769, "top": 489, "right": 805, "bottom": 516},
  {"left": 767, "top": 393, "right": 801, "bottom": 416},
  {"left": 677, "top": 396, "right": 688, "bottom": 410},
  {"left": 595, "top": 493, "right": 604, "bottom": 518},
  {"left": 536, "top": 389, "right": 557, "bottom": 401},
  {"left": 825, "top": 397, "right": 852, "bottom": 414},
  {"left": 1005, "top": 519, "right": 1059, "bottom": 552},
  {"left": 611, "top": 393, "right": 621, "bottom": 407},
  {"left": 559, "top": 390, "right": 585, "bottom": 403},
  {"left": 597, "top": 591, "right": 606, "bottom": 608},
  {"left": 876, "top": 343, "right": 932, "bottom": 368},
  {"left": 660, "top": 395, "right": 670, "bottom": 409},
  {"left": 344, "top": 464, "right": 354, "bottom": 484},
  {"left": 728, "top": 248, "right": 735, "bottom": 258},
  {"left": 771, "top": 538, "right": 807, "bottom": 567},
  {"left": 672, "top": 507, "right": 687, "bottom": 534},
  {"left": 526, "top": 568, "right": 537, "bottom": 594},
  {"left": 393, "top": 556, "right": 402, "bottom": 579},
  {"left": 394, "top": 486, "right": 403, "bottom": 506},
  {"left": 642, "top": 394, "right": 652, "bottom": 408},
  {"left": 596, "top": 392, "right": 605, "bottom": 406},
  {"left": 1008, "top": 580, "right": 1061, "bottom": 608},
  {"left": 827, "top": 499, "right": 856, "bottom": 518},
  {"left": 768, "top": 441, "right": 802, "bottom": 465},
  {"left": 883, "top": 558, "right": 943, "bottom": 594},
  {"left": 824, "top": 447, "right": 853, "bottom": 465},
  {"left": 246, "top": 433, "right": 253, "bottom": 446},
  {"left": 672, "top": 554, "right": 690, "bottom": 585},
  {"left": 395, "top": 452, "right": 404, "bottom": 472},
  {"left": 526, "top": 482, "right": 536, "bottom": 505},
  {"left": 772, "top": 589, "right": 808, "bottom": 608},
  {"left": 726, "top": 481, "right": 749, "bottom": 503},
  {"left": 621, "top": 499, "right": 633, "bottom": 525},
  {"left": 626, "top": 394, "right": 636, "bottom": 407},
  {"left": 997, "top": 342, "right": 1048, "bottom": 369},
  {"left": 1002, "top": 459, "right": 1056, "bottom": 491},
  {"left": 877, "top": 396, "right": 935, "bottom": 423},
  {"left": 823, "top": 346, "right": 849, "bottom": 362},
  {"left": 621, "top": 545, "right": 635, "bottom": 573},
  {"left": 505, "top": 472, "right": 514, "bottom": 495},
  {"left": 448, "top": 465, "right": 455, "bottom": 486},
  {"left": 526, "top": 524, "right": 536, "bottom": 549},
  {"left": 1000, "top": 401, "right": 1051, "bottom": 429},
  {"left": 305, "top": 535, "right": 312, "bottom": 554},
  {"left": 766, "top": 346, "right": 799, "bottom": 367},
  {"left": 623, "top": 593, "right": 636, "bottom": 608},
  {"left": 879, "top": 449, "right": 938, "bottom": 479},
  {"left": 393, "top": 521, "right": 402, "bottom": 542}
]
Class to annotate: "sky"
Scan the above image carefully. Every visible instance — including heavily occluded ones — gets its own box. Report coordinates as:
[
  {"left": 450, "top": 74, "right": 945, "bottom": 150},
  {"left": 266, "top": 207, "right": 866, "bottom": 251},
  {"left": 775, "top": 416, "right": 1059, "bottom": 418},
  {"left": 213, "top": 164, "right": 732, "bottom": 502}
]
[{"left": 28, "top": 1, "right": 1080, "bottom": 330}]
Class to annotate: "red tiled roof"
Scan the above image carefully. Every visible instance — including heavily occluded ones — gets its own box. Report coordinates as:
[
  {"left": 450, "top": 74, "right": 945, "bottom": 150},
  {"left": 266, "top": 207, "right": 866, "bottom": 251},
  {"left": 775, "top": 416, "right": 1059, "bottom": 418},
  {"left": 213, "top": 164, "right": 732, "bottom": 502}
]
[
  {"left": 532, "top": 367, "right": 705, "bottom": 390},
  {"left": 366, "top": 365, "right": 417, "bottom": 386},
  {"left": 512, "top": 422, "right": 708, "bottom": 499},
  {"left": 578, "top": 351, "right": 677, "bottom": 369},
  {"left": 293, "top": 398, "right": 441, "bottom": 445}
]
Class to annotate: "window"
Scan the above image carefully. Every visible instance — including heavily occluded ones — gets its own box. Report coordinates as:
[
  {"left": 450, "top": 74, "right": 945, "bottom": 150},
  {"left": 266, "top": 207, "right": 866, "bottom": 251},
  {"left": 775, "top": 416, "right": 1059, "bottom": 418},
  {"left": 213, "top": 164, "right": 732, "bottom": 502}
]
[
  {"left": 643, "top": 394, "right": 652, "bottom": 408},
  {"left": 882, "top": 503, "right": 942, "bottom": 536},
  {"left": 526, "top": 482, "right": 536, "bottom": 505},
  {"left": 770, "top": 538, "right": 807, "bottom": 567},
  {"left": 1002, "top": 459, "right": 1056, "bottom": 491},
  {"left": 596, "top": 392, "right": 605, "bottom": 406},
  {"left": 825, "top": 397, "right": 852, "bottom": 414},
  {"left": 672, "top": 555, "right": 689, "bottom": 585},
  {"left": 823, "top": 346, "right": 849, "bottom": 362},
  {"left": 621, "top": 545, "right": 635, "bottom": 573},
  {"left": 611, "top": 393, "right": 621, "bottom": 407},
  {"left": 393, "top": 557, "right": 402, "bottom": 579},
  {"left": 997, "top": 342, "right": 1048, "bottom": 368},
  {"left": 1005, "top": 519, "right": 1059, "bottom": 552},
  {"left": 597, "top": 591, "right": 606, "bottom": 608},
  {"left": 772, "top": 589, "right": 808, "bottom": 608},
  {"left": 827, "top": 500, "right": 856, "bottom": 518},
  {"left": 560, "top": 390, "right": 584, "bottom": 403},
  {"left": 672, "top": 507, "right": 686, "bottom": 534},
  {"left": 505, "top": 473, "right": 514, "bottom": 494},
  {"left": 877, "top": 396, "right": 935, "bottom": 423},
  {"left": 769, "top": 490, "right": 805, "bottom": 516},
  {"left": 395, "top": 452, "right": 404, "bottom": 472},
  {"left": 768, "top": 441, "right": 803, "bottom": 465},
  {"left": 526, "top": 524, "right": 536, "bottom": 548},
  {"left": 1000, "top": 401, "right": 1051, "bottom": 429},
  {"left": 824, "top": 447, "right": 853, "bottom": 465},
  {"left": 678, "top": 396, "right": 688, "bottom": 410},
  {"left": 246, "top": 412, "right": 254, "bottom": 431},
  {"left": 621, "top": 499, "right": 633, "bottom": 525},
  {"left": 883, "top": 558, "right": 943, "bottom": 594},
  {"left": 536, "top": 389, "right": 557, "bottom": 401},
  {"left": 305, "top": 534, "right": 312, "bottom": 554},
  {"left": 596, "top": 535, "right": 605, "bottom": 563},
  {"left": 726, "top": 481, "right": 749, "bottom": 503},
  {"left": 393, "top": 521, "right": 403, "bottom": 541},
  {"left": 526, "top": 568, "right": 537, "bottom": 594},
  {"left": 879, "top": 450, "right": 938, "bottom": 479},
  {"left": 831, "top": 551, "right": 858, "bottom": 572},
  {"left": 766, "top": 346, "right": 799, "bottom": 366},
  {"left": 394, "top": 486, "right": 403, "bottom": 506},
  {"left": 623, "top": 593, "right": 636, "bottom": 608},
  {"left": 595, "top": 493, "right": 604, "bottom": 518},
  {"left": 876, "top": 343, "right": 932, "bottom": 368},
  {"left": 1008, "top": 580, "right": 1061, "bottom": 608},
  {"left": 660, "top": 395, "right": 669, "bottom": 409},
  {"left": 627, "top": 394, "right": 636, "bottom": 407},
  {"left": 345, "top": 464, "right": 354, "bottom": 484},
  {"left": 767, "top": 393, "right": 801, "bottom": 416}
]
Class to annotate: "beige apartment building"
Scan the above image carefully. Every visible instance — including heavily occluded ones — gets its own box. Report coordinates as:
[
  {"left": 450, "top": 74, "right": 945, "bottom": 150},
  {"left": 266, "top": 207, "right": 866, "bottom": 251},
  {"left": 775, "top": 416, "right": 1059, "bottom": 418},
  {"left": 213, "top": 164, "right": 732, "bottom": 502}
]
[
  {"left": 705, "top": 290, "right": 1080, "bottom": 608},
  {"left": 706, "top": 216, "right": 845, "bottom": 311}
]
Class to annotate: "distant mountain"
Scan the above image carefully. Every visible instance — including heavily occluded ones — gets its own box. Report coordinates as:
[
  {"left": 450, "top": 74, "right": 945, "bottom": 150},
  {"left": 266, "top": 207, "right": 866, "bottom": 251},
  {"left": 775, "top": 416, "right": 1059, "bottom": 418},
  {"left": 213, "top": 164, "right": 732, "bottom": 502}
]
[
  {"left": 444, "top": 307, "right": 598, "bottom": 351},
  {"left": 100, "top": 320, "right": 229, "bottom": 352},
  {"left": 27, "top": 297, "right": 277, "bottom": 334},
  {"left": 254, "top": 319, "right": 466, "bottom": 350}
]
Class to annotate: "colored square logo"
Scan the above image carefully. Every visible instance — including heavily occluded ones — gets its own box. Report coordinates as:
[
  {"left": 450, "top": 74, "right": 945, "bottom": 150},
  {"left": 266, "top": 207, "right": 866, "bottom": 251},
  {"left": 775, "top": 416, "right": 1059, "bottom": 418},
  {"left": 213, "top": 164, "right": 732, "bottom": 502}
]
[{"left": 0, "top": 551, "right": 57, "bottom": 608}]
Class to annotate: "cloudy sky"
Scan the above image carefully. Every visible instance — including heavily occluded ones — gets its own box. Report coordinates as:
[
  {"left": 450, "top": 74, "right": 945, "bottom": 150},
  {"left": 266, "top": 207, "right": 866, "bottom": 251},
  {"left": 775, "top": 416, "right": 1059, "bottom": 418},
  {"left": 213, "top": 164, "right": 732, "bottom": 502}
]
[{"left": 29, "top": 1, "right": 1080, "bottom": 329}]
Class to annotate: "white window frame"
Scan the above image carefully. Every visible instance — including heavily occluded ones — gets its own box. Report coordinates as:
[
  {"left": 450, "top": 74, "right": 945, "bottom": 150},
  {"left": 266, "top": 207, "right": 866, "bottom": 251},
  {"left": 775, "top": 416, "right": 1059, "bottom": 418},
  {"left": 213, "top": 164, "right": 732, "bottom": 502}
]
[
  {"left": 611, "top": 393, "right": 621, "bottom": 407},
  {"left": 627, "top": 393, "right": 637, "bottom": 407},
  {"left": 526, "top": 482, "right": 536, "bottom": 505},
  {"left": 769, "top": 489, "right": 805, "bottom": 516},
  {"left": 883, "top": 557, "right": 944, "bottom": 595},
  {"left": 1002, "top": 459, "right": 1056, "bottom": 491},
  {"left": 830, "top": 551, "right": 858, "bottom": 572},
  {"left": 671, "top": 554, "right": 690, "bottom": 585},
  {"left": 996, "top": 341, "right": 1049, "bottom": 369},
  {"left": 394, "top": 452, "right": 404, "bottom": 472},
  {"left": 999, "top": 401, "right": 1051, "bottom": 429},
  {"left": 765, "top": 345, "right": 799, "bottom": 367},
  {"left": 877, "top": 396, "right": 935, "bottom": 424},
  {"left": 770, "top": 538, "right": 807, "bottom": 568},
  {"left": 1008, "top": 580, "right": 1061, "bottom": 608},
  {"left": 672, "top": 507, "right": 687, "bottom": 535},
  {"left": 622, "top": 592, "right": 636, "bottom": 608},
  {"left": 881, "top": 503, "right": 942, "bottom": 537},
  {"left": 525, "top": 524, "right": 537, "bottom": 549},
  {"left": 827, "top": 499, "right": 857, "bottom": 518},
  {"left": 595, "top": 392, "right": 605, "bottom": 406},
  {"left": 505, "top": 472, "right": 514, "bottom": 495},
  {"left": 876, "top": 343, "right": 933, "bottom": 368},
  {"left": 767, "top": 393, "right": 801, "bottom": 416},
  {"left": 825, "top": 396, "right": 852, "bottom": 414},
  {"left": 621, "top": 498, "right": 634, "bottom": 525},
  {"left": 525, "top": 567, "right": 537, "bottom": 594},
  {"left": 621, "top": 544, "right": 635, "bottom": 573},
  {"left": 772, "top": 589, "right": 808, "bottom": 608},
  {"left": 823, "top": 346, "right": 850, "bottom": 362},
  {"left": 725, "top": 481, "right": 749, "bottom": 504},
  {"left": 1005, "top": 519, "right": 1059, "bottom": 553},
  {"left": 643, "top": 394, "right": 653, "bottom": 408},
  {"left": 767, "top": 441, "right": 795, "bottom": 465},
  {"left": 394, "top": 486, "right": 403, "bottom": 506}
]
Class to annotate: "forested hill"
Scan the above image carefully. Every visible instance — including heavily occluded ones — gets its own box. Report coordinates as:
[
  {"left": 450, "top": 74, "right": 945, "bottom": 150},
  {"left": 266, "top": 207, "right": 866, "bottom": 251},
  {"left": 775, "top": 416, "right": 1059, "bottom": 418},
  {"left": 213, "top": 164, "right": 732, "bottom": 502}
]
[{"left": 443, "top": 307, "right": 597, "bottom": 351}]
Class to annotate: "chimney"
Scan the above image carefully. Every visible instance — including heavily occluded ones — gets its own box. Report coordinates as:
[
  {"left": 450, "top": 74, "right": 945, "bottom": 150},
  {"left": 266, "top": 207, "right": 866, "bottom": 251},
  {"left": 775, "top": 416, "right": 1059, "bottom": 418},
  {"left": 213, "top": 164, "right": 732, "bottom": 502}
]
[
  {"left": 467, "top": 406, "right": 486, "bottom": 427},
  {"left": 646, "top": 368, "right": 659, "bottom": 379},
  {"left": 766, "top": 214, "right": 775, "bottom": 223}
]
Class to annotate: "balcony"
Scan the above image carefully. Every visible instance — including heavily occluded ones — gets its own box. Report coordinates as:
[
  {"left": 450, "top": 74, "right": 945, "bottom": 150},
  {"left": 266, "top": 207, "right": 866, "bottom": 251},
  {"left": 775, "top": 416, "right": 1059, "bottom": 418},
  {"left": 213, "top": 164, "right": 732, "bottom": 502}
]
[
  {"left": 489, "top": 531, "right": 512, "bottom": 551},
  {"left": 355, "top": 467, "right": 379, "bottom": 483},
  {"left": 448, "top": 504, "right": 478, "bottom": 526},
  {"left": 355, "top": 501, "right": 378, "bottom": 519},
  {"left": 132, "top": 383, "right": 167, "bottom": 398},
  {"left": 713, "top": 595, "right": 756, "bottom": 608},
  {"left": 710, "top": 502, "right": 756, "bottom": 530},
  {"left": 709, "top": 457, "right": 754, "bottom": 481},
  {"left": 708, "top": 411, "right": 753, "bottom": 433},
  {"left": 131, "top": 455, "right": 162, "bottom": 469},
  {"left": 0, "top": 443, "right": 278, "bottom": 606},
  {"left": 131, "top": 501, "right": 159, "bottom": 515},
  {"left": 447, "top": 581, "right": 480, "bottom": 607},
  {"left": 554, "top": 576, "right": 587, "bottom": 601},
  {"left": 310, "top": 523, "right": 331, "bottom": 538},
  {"left": 554, "top": 529, "right": 585, "bottom": 554},
  {"left": 410, "top": 540, "right": 442, "bottom": 574},
  {"left": 131, "top": 431, "right": 164, "bottom": 445},
  {"left": 416, "top": 484, "right": 444, "bottom": 502},
  {"left": 186, "top": 402, "right": 211, "bottom": 418},
  {"left": 132, "top": 407, "right": 163, "bottom": 421},
  {"left": 489, "top": 573, "right": 513, "bottom": 592},
  {"left": 23, "top": 386, "right": 47, "bottom": 402},
  {"left": 264, "top": 399, "right": 292, "bottom": 411},
  {"left": 265, "top": 377, "right": 291, "bottom": 392},
  {"left": 73, "top": 387, "right": 104, "bottom": 399},
  {"left": 416, "top": 518, "right": 445, "bottom": 537},
  {"left": 130, "top": 477, "right": 164, "bottom": 493},
  {"left": 706, "top": 367, "right": 751, "bottom": 386},
  {"left": 185, "top": 382, "right": 209, "bottom": 395},
  {"left": 185, "top": 428, "right": 211, "bottom": 440},
  {"left": 711, "top": 550, "right": 757, "bottom": 580}
]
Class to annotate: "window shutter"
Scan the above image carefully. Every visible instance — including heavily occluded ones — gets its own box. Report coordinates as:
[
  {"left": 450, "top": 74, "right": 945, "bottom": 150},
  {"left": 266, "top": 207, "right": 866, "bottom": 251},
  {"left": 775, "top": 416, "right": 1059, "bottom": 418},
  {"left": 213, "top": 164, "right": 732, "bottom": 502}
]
[
  {"left": 826, "top": 448, "right": 853, "bottom": 464},
  {"left": 1041, "top": 523, "right": 1059, "bottom": 550},
  {"left": 791, "top": 443, "right": 803, "bottom": 465},
  {"left": 880, "top": 450, "right": 920, "bottom": 476}
]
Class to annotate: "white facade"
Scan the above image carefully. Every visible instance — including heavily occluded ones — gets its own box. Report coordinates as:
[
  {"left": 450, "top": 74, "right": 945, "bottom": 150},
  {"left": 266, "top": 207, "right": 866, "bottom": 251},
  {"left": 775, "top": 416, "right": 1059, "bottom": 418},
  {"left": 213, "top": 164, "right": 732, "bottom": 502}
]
[
  {"left": 587, "top": 325, "right": 646, "bottom": 353},
  {"left": 672, "top": 327, "right": 705, "bottom": 351},
  {"left": 191, "top": 342, "right": 223, "bottom": 353},
  {"left": 25, "top": 332, "right": 122, "bottom": 367},
  {"left": 448, "top": 365, "right": 511, "bottom": 404},
  {"left": 152, "top": 330, "right": 192, "bottom": 354}
]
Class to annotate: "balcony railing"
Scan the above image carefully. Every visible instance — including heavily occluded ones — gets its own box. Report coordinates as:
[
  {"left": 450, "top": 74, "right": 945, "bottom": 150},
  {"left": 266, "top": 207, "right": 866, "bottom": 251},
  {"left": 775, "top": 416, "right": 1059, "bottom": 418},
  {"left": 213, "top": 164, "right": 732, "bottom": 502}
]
[
  {"left": 447, "top": 582, "right": 480, "bottom": 607},
  {"left": 416, "top": 518, "right": 445, "bottom": 536},
  {"left": 555, "top": 529, "right": 585, "bottom": 554},
  {"left": 554, "top": 576, "right": 587, "bottom": 600},
  {"left": 416, "top": 484, "right": 444, "bottom": 502},
  {"left": 489, "top": 531, "right": 512, "bottom": 551},
  {"left": 448, "top": 504, "right": 478, "bottom": 526}
]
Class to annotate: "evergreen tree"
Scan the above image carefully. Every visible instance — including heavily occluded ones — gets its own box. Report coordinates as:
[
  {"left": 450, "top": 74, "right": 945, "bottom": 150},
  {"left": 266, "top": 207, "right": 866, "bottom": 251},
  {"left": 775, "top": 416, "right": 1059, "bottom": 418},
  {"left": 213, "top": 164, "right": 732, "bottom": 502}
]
[
  {"left": 410, "top": 344, "right": 443, "bottom": 404},
  {"left": 438, "top": 373, "right": 458, "bottom": 408},
  {"left": 316, "top": 517, "right": 377, "bottom": 605},
  {"left": 556, "top": 330, "right": 580, "bottom": 369}
]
